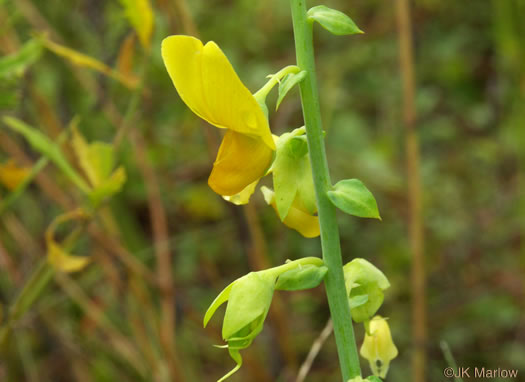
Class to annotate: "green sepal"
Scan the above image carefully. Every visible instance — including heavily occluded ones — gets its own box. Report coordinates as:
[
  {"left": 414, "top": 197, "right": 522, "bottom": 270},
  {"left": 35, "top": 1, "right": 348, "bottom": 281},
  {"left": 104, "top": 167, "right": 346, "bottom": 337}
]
[
  {"left": 344, "top": 259, "right": 390, "bottom": 290},
  {"left": 222, "top": 271, "right": 275, "bottom": 340},
  {"left": 217, "top": 348, "right": 243, "bottom": 382},
  {"left": 349, "top": 283, "right": 384, "bottom": 323},
  {"left": 203, "top": 281, "right": 235, "bottom": 328},
  {"left": 349, "top": 294, "right": 368, "bottom": 309},
  {"left": 272, "top": 128, "right": 316, "bottom": 220},
  {"left": 367, "top": 376, "right": 383, "bottom": 382},
  {"left": 328, "top": 179, "right": 381, "bottom": 220},
  {"left": 275, "top": 264, "right": 327, "bottom": 291},
  {"left": 307, "top": 5, "right": 364, "bottom": 36},
  {"left": 344, "top": 259, "right": 390, "bottom": 323},
  {"left": 276, "top": 70, "right": 307, "bottom": 110}
]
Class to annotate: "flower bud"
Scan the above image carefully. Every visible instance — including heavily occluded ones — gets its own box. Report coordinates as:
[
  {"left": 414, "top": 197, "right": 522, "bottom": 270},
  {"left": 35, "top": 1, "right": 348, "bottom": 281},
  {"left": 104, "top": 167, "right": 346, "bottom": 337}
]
[
  {"left": 343, "top": 258, "right": 390, "bottom": 323},
  {"left": 360, "top": 316, "right": 398, "bottom": 378}
]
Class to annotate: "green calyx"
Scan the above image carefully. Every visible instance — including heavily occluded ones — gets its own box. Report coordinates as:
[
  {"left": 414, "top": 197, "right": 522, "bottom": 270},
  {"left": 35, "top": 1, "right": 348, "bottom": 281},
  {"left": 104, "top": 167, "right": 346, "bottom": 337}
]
[
  {"left": 203, "top": 257, "right": 325, "bottom": 381},
  {"left": 271, "top": 127, "right": 317, "bottom": 221},
  {"left": 253, "top": 65, "right": 301, "bottom": 109},
  {"left": 343, "top": 259, "right": 390, "bottom": 323}
]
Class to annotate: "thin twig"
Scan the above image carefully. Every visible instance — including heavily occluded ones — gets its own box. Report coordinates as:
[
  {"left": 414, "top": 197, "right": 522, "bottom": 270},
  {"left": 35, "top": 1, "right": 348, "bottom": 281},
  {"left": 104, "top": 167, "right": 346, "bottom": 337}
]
[{"left": 296, "top": 319, "right": 333, "bottom": 382}]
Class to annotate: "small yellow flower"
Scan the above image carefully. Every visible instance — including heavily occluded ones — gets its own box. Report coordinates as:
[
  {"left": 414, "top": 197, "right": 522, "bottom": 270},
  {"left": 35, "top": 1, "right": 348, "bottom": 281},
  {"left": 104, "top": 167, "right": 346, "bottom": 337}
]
[
  {"left": 360, "top": 315, "right": 398, "bottom": 378},
  {"left": 161, "top": 35, "right": 275, "bottom": 197}
]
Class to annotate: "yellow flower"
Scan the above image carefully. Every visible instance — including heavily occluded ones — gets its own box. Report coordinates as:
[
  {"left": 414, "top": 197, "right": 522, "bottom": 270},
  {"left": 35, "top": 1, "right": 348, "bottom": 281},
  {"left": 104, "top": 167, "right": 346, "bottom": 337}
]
[
  {"left": 161, "top": 35, "right": 275, "bottom": 197},
  {"left": 360, "top": 316, "right": 398, "bottom": 378}
]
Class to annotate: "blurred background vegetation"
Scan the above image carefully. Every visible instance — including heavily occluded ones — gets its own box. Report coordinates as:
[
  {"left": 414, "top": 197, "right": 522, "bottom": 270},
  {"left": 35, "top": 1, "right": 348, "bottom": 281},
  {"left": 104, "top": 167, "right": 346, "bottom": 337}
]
[{"left": 0, "top": 0, "right": 524, "bottom": 381}]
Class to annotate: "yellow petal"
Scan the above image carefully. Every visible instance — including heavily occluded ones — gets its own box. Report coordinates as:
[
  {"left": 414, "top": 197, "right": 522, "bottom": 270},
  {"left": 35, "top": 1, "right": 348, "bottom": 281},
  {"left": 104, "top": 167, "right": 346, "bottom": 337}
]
[
  {"left": 161, "top": 35, "right": 275, "bottom": 150},
  {"left": 223, "top": 179, "right": 259, "bottom": 205},
  {"left": 47, "top": 241, "right": 90, "bottom": 273},
  {"left": 283, "top": 202, "right": 320, "bottom": 238},
  {"left": 209, "top": 131, "right": 272, "bottom": 196},
  {"left": 0, "top": 160, "right": 30, "bottom": 190},
  {"left": 360, "top": 316, "right": 398, "bottom": 378},
  {"left": 261, "top": 187, "right": 320, "bottom": 238},
  {"left": 119, "top": 0, "right": 154, "bottom": 49},
  {"left": 45, "top": 209, "right": 91, "bottom": 273}
]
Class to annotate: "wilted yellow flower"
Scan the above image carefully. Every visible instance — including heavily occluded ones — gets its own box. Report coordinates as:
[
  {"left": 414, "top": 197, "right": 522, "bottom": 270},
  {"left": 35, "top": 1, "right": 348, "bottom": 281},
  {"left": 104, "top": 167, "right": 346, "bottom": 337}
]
[
  {"left": 0, "top": 160, "right": 30, "bottom": 190},
  {"left": 360, "top": 315, "right": 398, "bottom": 378},
  {"left": 161, "top": 35, "right": 275, "bottom": 197}
]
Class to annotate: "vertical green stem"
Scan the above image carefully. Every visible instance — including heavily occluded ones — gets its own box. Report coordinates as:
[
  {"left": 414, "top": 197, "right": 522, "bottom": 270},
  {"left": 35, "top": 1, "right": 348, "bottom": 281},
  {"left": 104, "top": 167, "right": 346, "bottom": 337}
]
[{"left": 289, "top": 0, "right": 361, "bottom": 380}]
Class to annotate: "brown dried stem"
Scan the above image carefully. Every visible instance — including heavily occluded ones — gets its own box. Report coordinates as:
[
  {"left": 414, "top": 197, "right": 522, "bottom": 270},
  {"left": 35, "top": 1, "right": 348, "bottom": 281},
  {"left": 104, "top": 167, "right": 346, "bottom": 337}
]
[{"left": 395, "top": 0, "right": 427, "bottom": 381}]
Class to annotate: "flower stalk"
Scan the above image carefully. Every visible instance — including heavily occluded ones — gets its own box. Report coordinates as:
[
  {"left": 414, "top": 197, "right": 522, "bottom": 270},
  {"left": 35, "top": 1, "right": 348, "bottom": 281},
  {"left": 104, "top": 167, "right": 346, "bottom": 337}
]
[{"left": 289, "top": 0, "right": 361, "bottom": 379}]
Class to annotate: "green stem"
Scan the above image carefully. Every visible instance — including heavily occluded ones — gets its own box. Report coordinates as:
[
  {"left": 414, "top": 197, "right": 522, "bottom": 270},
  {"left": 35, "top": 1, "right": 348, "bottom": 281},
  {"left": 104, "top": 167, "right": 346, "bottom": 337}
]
[
  {"left": 267, "top": 256, "right": 324, "bottom": 278},
  {"left": 253, "top": 65, "right": 300, "bottom": 100},
  {"left": 0, "top": 260, "right": 55, "bottom": 349},
  {"left": 289, "top": 0, "right": 361, "bottom": 380}
]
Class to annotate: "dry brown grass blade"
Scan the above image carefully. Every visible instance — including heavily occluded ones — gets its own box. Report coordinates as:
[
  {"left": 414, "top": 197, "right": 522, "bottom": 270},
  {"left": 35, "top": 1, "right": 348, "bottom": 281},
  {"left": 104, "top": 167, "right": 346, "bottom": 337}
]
[
  {"left": 395, "top": 0, "right": 427, "bottom": 381},
  {"left": 130, "top": 127, "right": 183, "bottom": 381},
  {"left": 54, "top": 271, "right": 149, "bottom": 377}
]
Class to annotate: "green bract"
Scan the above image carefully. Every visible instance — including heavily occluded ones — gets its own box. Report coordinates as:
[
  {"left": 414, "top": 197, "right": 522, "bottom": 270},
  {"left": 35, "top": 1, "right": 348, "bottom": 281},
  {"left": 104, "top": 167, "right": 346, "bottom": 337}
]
[
  {"left": 343, "top": 259, "right": 390, "bottom": 323},
  {"left": 307, "top": 5, "right": 363, "bottom": 36},
  {"left": 276, "top": 70, "right": 307, "bottom": 110},
  {"left": 328, "top": 179, "right": 381, "bottom": 220}
]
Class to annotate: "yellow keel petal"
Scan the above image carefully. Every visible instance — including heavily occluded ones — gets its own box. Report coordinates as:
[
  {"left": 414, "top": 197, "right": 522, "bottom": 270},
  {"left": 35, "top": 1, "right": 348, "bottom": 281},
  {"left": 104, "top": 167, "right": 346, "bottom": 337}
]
[{"left": 209, "top": 131, "right": 272, "bottom": 196}]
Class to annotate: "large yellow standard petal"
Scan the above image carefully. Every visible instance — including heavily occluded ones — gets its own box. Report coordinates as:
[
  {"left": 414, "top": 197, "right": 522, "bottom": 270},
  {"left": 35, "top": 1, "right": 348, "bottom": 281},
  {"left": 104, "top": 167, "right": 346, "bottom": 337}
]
[
  {"left": 209, "top": 131, "right": 273, "bottom": 196},
  {"left": 161, "top": 35, "right": 275, "bottom": 150}
]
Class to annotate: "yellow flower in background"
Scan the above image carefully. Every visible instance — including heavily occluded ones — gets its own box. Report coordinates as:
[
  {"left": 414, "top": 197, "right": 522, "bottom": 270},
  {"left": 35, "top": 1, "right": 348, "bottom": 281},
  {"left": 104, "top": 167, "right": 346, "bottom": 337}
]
[
  {"left": 0, "top": 160, "right": 30, "bottom": 190},
  {"left": 161, "top": 35, "right": 275, "bottom": 197},
  {"left": 360, "top": 315, "right": 398, "bottom": 378}
]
